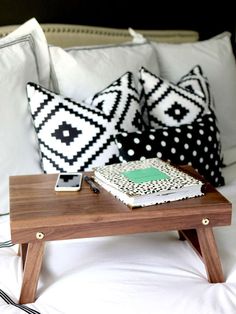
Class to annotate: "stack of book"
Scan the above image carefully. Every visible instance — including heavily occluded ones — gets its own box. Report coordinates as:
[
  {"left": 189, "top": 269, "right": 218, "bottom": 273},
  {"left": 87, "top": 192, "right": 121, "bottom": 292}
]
[{"left": 94, "top": 158, "right": 204, "bottom": 208}]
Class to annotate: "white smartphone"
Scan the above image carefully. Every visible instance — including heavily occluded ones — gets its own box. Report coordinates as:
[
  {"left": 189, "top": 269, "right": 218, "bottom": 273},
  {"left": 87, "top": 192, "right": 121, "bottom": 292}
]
[{"left": 55, "top": 173, "right": 83, "bottom": 191}]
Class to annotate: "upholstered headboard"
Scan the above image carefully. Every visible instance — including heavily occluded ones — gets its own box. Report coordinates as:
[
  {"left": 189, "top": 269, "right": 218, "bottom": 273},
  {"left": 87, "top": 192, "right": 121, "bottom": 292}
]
[
  {"left": 0, "top": 0, "right": 235, "bottom": 45},
  {"left": 0, "top": 23, "right": 199, "bottom": 47}
]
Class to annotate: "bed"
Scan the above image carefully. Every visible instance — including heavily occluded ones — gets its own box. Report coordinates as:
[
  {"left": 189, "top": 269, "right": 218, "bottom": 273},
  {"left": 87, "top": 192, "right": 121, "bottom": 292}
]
[{"left": 0, "top": 2, "right": 236, "bottom": 313}]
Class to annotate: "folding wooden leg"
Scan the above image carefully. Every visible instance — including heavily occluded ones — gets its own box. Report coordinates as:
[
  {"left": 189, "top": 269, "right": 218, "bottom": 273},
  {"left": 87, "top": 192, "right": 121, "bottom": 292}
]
[
  {"left": 179, "top": 228, "right": 224, "bottom": 283},
  {"left": 19, "top": 241, "right": 45, "bottom": 304},
  {"left": 196, "top": 227, "right": 224, "bottom": 283}
]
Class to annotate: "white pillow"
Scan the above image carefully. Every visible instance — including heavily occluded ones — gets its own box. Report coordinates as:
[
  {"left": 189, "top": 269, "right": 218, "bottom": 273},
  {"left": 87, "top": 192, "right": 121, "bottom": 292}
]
[
  {"left": 152, "top": 32, "right": 236, "bottom": 155},
  {"left": 0, "top": 18, "right": 50, "bottom": 212},
  {"left": 49, "top": 41, "right": 160, "bottom": 101}
]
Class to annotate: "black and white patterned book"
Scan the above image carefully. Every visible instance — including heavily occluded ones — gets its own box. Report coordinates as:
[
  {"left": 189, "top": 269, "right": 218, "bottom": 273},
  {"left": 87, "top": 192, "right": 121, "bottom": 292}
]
[{"left": 94, "top": 158, "right": 204, "bottom": 208}]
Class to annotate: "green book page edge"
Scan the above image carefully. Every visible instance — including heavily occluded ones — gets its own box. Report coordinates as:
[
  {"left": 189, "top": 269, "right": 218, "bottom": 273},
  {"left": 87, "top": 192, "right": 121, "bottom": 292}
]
[{"left": 122, "top": 167, "right": 170, "bottom": 184}]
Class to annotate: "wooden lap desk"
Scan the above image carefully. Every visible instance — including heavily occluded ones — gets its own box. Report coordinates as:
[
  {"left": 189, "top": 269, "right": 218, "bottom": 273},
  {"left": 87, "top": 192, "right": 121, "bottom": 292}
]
[{"left": 9, "top": 167, "right": 232, "bottom": 304}]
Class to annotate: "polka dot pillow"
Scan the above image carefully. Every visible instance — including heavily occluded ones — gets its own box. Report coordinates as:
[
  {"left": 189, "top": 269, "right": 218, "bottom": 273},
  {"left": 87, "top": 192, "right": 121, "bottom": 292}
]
[
  {"left": 139, "top": 65, "right": 212, "bottom": 128},
  {"left": 115, "top": 113, "right": 224, "bottom": 187}
]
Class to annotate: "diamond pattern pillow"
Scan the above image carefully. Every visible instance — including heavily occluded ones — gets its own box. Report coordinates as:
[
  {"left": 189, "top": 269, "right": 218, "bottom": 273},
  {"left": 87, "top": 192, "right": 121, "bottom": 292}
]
[
  {"left": 139, "top": 65, "right": 212, "bottom": 128},
  {"left": 115, "top": 113, "right": 224, "bottom": 187},
  {"left": 27, "top": 72, "right": 143, "bottom": 173}
]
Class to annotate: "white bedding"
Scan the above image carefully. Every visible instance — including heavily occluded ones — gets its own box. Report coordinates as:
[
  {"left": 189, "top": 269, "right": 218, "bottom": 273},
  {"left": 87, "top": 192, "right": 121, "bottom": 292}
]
[
  {"left": 0, "top": 163, "right": 236, "bottom": 314},
  {"left": 1, "top": 18, "right": 236, "bottom": 314}
]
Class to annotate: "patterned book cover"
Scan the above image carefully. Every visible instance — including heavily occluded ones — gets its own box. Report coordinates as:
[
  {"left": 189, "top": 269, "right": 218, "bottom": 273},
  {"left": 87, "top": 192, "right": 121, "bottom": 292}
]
[{"left": 94, "top": 158, "right": 204, "bottom": 207}]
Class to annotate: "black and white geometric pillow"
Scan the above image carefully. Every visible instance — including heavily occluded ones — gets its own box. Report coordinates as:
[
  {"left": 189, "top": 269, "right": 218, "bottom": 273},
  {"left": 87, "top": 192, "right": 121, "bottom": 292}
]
[
  {"left": 115, "top": 112, "right": 225, "bottom": 187},
  {"left": 139, "top": 65, "right": 212, "bottom": 128},
  {"left": 27, "top": 72, "right": 143, "bottom": 173},
  {"left": 177, "top": 65, "right": 212, "bottom": 107},
  {"left": 84, "top": 71, "right": 143, "bottom": 131}
]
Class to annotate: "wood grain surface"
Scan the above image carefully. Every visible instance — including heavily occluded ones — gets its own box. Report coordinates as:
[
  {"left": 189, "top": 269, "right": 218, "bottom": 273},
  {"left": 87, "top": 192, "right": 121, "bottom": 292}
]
[{"left": 9, "top": 166, "right": 232, "bottom": 303}]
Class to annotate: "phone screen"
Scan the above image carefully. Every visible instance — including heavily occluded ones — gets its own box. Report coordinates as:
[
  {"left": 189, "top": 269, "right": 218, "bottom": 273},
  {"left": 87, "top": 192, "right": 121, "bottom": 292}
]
[{"left": 55, "top": 173, "right": 83, "bottom": 191}]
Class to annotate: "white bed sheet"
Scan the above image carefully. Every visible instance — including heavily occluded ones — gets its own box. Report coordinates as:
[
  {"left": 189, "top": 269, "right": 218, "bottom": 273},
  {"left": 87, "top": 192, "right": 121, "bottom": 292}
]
[{"left": 1, "top": 164, "right": 236, "bottom": 314}]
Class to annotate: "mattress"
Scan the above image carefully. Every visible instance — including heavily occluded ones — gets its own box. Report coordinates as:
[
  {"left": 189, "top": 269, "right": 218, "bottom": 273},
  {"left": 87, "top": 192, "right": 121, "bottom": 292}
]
[{"left": 0, "top": 162, "right": 236, "bottom": 314}]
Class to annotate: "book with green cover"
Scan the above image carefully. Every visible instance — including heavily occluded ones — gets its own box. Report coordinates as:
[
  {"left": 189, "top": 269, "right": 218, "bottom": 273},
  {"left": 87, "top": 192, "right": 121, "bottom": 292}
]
[{"left": 93, "top": 158, "right": 204, "bottom": 208}]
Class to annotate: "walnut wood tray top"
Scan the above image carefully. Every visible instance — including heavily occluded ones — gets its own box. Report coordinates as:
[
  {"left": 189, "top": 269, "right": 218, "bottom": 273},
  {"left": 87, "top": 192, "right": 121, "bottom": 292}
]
[
  {"left": 10, "top": 168, "right": 231, "bottom": 244},
  {"left": 9, "top": 166, "right": 232, "bottom": 304}
]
